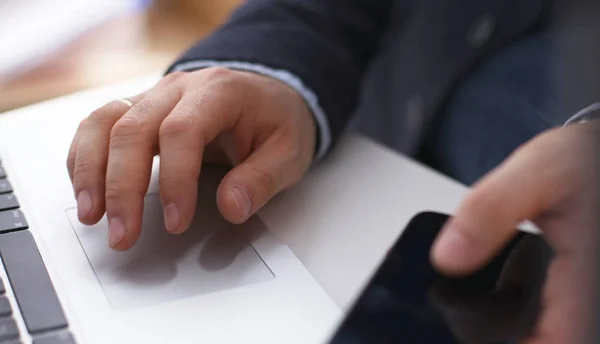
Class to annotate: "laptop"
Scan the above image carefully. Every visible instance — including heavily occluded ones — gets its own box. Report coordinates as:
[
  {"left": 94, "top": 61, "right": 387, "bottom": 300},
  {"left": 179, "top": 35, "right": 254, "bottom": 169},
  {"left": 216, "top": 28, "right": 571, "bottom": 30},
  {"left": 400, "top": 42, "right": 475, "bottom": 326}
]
[{"left": 0, "top": 77, "right": 341, "bottom": 344}]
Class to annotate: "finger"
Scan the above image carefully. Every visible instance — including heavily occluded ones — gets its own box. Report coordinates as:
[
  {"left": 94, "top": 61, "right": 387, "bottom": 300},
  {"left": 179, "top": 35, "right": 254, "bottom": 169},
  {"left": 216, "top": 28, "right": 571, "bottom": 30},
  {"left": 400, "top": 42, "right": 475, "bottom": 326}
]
[
  {"left": 431, "top": 128, "right": 571, "bottom": 275},
  {"left": 68, "top": 100, "right": 141, "bottom": 184},
  {"left": 67, "top": 120, "right": 86, "bottom": 183},
  {"left": 428, "top": 237, "right": 545, "bottom": 341},
  {"left": 430, "top": 286, "right": 527, "bottom": 343},
  {"left": 71, "top": 97, "right": 140, "bottom": 224},
  {"left": 521, "top": 257, "right": 591, "bottom": 344},
  {"left": 216, "top": 133, "right": 304, "bottom": 224},
  {"left": 496, "top": 234, "right": 552, "bottom": 291},
  {"left": 158, "top": 89, "right": 243, "bottom": 234},
  {"left": 106, "top": 88, "right": 182, "bottom": 250}
]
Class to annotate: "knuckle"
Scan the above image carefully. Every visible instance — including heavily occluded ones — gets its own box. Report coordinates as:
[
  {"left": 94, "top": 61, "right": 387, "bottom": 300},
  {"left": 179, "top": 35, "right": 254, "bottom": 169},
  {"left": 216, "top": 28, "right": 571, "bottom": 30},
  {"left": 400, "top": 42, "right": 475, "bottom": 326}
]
[
  {"left": 158, "top": 101, "right": 199, "bottom": 137},
  {"left": 130, "top": 99, "right": 154, "bottom": 118},
  {"left": 159, "top": 72, "right": 186, "bottom": 86},
  {"left": 72, "top": 156, "right": 98, "bottom": 188},
  {"left": 274, "top": 137, "right": 307, "bottom": 184},
  {"left": 188, "top": 86, "right": 216, "bottom": 106},
  {"left": 251, "top": 167, "right": 277, "bottom": 195},
  {"left": 73, "top": 154, "right": 95, "bottom": 175},
  {"left": 111, "top": 114, "right": 147, "bottom": 139},
  {"left": 284, "top": 138, "right": 304, "bottom": 164},
  {"left": 86, "top": 108, "right": 115, "bottom": 128},
  {"left": 201, "top": 67, "right": 234, "bottom": 80},
  {"left": 104, "top": 183, "right": 144, "bottom": 203},
  {"left": 159, "top": 175, "right": 178, "bottom": 187},
  {"left": 160, "top": 109, "right": 194, "bottom": 139},
  {"left": 104, "top": 185, "right": 123, "bottom": 202},
  {"left": 160, "top": 174, "right": 193, "bottom": 189}
]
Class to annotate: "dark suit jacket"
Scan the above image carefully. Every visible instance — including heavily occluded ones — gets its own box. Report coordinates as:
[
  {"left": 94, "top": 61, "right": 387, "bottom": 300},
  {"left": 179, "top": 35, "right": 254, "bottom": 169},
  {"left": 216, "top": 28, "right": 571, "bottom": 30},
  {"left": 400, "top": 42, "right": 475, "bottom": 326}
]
[{"left": 167, "top": 0, "right": 600, "bottom": 157}]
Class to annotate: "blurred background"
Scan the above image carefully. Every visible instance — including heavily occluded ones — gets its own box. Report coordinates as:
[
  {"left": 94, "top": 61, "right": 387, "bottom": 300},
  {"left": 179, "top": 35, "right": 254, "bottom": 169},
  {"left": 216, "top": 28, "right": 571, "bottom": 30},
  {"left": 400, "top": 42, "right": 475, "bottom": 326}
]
[{"left": 0, "top": 0, "right": 243, "bottom": 113}]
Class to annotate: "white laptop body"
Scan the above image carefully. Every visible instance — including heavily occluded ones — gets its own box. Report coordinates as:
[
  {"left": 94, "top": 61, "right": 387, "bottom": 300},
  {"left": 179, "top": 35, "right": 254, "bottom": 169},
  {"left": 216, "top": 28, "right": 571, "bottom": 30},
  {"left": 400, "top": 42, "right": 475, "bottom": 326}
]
[{"left": 0, "top": 77, "right": 341, "bottom": 344}]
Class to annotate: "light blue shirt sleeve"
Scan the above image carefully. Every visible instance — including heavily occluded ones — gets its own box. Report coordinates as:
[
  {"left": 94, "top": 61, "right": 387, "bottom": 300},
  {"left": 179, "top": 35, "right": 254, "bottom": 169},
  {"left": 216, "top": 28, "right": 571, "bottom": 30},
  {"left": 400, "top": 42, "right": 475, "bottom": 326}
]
[
  {"left": 564, "top": 103, "right": 600, "bottom": 126},
  {"left": 171, "top": 60, "right": 332, "bottom": 162}
]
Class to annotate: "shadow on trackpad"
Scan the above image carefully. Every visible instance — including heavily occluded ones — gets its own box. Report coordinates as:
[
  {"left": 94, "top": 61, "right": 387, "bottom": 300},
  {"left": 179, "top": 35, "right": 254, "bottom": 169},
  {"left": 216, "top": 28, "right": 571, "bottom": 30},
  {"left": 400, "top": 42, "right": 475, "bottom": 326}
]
[{"left": 66, "top": 193, "right": 274, "bottom": 311}]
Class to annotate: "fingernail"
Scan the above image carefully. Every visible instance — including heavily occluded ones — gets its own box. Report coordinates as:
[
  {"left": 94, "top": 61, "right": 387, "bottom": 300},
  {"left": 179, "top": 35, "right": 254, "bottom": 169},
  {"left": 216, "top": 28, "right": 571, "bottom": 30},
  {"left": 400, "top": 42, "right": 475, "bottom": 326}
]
[
  {"left": 77, "top": 191, "right": 92, "bottom": 220},
  {"left": 164, "top": 203, "right": 181, "bottom": 233},
  {"left": 108, "top": 217, "right": 126, "bottom": 247},
  {"left": 230, "top": 186, "right": 251, "bottom": 221},
  {"left": 432, "top": 227, "right": 473, "bottom": 270}
]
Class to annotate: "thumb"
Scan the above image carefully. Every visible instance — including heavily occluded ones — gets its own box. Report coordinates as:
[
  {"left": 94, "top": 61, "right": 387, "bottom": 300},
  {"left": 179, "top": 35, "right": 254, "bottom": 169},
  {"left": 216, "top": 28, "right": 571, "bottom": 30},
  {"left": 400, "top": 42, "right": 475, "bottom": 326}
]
[
  {"left": 216, "top": 135, "right": 308, "bottom": 224},
  {"left": 431, "top": 128, "right": 572, "bottom": 276}
]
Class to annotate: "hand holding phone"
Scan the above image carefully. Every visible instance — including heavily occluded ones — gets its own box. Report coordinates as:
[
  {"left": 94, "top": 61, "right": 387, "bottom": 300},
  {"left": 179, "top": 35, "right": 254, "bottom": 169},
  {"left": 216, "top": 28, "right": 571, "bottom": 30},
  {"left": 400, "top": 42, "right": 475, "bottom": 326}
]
[
  {"left": 327, "top": 212, "right": 551, "bottom": 344},
  {"left": 430, "top": 234, "right": 551, "bottom": 343}
]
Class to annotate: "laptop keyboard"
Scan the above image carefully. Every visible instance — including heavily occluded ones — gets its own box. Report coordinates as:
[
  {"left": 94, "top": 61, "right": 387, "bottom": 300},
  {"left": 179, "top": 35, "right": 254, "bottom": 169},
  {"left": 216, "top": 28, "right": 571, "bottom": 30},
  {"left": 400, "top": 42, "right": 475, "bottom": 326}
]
[{"left": 0, "top": 159, "right": 76, "bottom": 344}]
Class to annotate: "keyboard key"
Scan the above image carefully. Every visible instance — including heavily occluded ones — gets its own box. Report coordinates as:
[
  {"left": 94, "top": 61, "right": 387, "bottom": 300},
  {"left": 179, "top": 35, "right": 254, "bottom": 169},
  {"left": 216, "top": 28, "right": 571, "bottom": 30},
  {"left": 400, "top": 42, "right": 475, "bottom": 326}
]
[
  {"left": 0, "top": 318, "right": 19, "bottom": 341},
  {"left": 0, "top": 210, "right": 28, "bottom": 233},
  {"left": 0, "top": 180, "right": 11, "bottom": 194},
  {"left": 33, "top": 332, "right": 75, "bottom": 344},
  {"left": 0, "top": 166, "right": 5, "bottom": 179},
  {"left": 0, "top": 194, "right": 19, "bottom": 211},
  {"left": 0, "top": 297, "right": 12, "bottom": 317},
  {"left": 0, "top": 231, "right": 68, "bottom": 334}
]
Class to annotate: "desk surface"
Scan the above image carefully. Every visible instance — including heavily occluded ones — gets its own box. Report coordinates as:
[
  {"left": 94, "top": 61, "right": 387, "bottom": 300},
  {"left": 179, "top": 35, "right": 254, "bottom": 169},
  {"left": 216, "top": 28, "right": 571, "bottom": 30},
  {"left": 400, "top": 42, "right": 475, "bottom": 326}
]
[
  {"left": 0, "top": 0, "right": 243, "bottom": 112},
  {"left": 1, "top": 75, "right": 469, "bottom": 310}
]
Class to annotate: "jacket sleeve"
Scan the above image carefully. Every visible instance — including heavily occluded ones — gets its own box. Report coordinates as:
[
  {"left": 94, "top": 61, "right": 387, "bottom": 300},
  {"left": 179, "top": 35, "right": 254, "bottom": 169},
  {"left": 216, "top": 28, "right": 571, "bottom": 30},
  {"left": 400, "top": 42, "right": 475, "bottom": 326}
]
[{"left": 166, "top": 0, "right": 394, "bottom": 158}]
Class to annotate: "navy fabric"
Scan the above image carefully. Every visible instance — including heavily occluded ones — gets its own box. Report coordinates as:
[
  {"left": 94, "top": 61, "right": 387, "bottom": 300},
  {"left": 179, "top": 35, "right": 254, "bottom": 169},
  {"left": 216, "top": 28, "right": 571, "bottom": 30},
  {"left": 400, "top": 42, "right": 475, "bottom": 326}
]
[
  {"left": 167, "top": 0, "right": 600, "bottom": 183},
  {"left": 167, "top": 0, "right": 552, "bottom": 154},
  {"left": 167, "top": 0, "right": 395, "bottom": 147},
  {"left": 419, "top": 30, "right": 562, "bottom": 185}
]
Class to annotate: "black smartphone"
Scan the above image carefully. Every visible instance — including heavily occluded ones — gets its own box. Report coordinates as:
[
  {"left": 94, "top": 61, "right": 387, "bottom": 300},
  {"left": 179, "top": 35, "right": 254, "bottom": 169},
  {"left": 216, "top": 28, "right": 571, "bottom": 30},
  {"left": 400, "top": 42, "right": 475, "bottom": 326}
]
[{"left": 327, "top": 212, "right": 552, "bottom": 344}]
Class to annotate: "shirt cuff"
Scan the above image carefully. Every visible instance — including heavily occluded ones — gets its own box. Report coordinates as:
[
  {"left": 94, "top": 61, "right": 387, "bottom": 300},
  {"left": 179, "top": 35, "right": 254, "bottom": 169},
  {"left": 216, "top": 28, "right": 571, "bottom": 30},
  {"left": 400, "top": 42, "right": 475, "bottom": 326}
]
[
  {"left": 170, "top": 60, "right": 332, "bottom": 162},
  {"left": 564, "top": 102, "right": 600, "bottom": 126}
]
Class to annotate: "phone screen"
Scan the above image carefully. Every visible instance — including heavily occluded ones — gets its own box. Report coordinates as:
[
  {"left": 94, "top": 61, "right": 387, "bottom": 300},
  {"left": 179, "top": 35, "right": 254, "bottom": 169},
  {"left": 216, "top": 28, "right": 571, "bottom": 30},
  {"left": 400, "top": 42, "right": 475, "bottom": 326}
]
[{"left": 327, "top": 212, "right": 551, "bottom": 344}]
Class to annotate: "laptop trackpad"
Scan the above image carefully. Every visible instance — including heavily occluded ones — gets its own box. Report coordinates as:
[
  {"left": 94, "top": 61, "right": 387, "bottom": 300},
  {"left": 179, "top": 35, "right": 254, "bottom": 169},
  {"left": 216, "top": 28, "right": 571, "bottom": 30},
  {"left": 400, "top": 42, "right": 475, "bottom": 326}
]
[{"left": 66, "top": 193, "right": 274, "bottom": 311}]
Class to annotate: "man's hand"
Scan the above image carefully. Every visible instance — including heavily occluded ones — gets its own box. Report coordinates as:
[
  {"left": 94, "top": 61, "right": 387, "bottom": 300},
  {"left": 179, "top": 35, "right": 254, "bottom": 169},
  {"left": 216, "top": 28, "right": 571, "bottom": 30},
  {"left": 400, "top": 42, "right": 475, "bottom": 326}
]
[
  {"left": 430, "top": 235, "right": 550, "bottom": 343},
  {"left": 431, "top": 121, "right": 600, "bottom": 343},
  {"left": 67, "top": 68, "right": 316, "bottom": 250}
]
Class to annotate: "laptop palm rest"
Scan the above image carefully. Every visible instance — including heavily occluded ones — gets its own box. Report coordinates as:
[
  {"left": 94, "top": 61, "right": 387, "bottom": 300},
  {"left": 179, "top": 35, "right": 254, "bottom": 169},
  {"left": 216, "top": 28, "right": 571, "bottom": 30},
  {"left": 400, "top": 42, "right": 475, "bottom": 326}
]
[{"left": 66, "top": 192, "right": 274, "bottom": 311}]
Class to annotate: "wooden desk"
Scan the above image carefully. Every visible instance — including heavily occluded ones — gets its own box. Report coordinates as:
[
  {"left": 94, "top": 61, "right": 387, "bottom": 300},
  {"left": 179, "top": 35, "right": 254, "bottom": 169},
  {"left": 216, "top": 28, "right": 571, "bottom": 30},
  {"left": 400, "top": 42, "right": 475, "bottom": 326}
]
[{"left": 0, "top": 0, "right": 243, "bottom": 113}]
